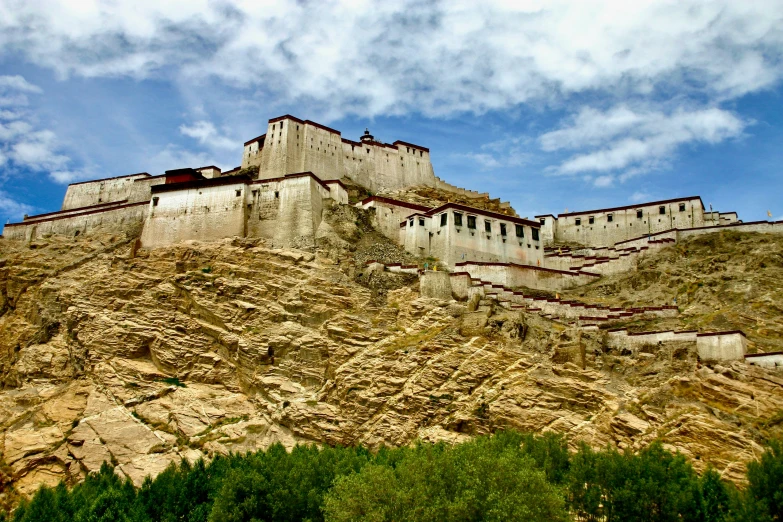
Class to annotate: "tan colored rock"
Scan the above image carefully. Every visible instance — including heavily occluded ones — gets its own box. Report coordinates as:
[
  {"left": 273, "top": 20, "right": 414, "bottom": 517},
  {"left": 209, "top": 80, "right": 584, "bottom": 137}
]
[{"left": 1, "top": 231, "right": 782, "bottom": 499}]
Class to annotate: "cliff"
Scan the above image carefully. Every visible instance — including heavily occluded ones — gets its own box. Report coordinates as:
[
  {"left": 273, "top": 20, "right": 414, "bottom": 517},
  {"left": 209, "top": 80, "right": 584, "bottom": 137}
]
[{"left": 0, "top": 222, "right": 782, "bottom": 509}]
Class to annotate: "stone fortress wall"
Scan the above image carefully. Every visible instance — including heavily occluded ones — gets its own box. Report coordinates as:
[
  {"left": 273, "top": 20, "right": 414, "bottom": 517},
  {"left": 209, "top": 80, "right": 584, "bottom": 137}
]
[
  {"left": 535, "top": 196, "right": 741, "bottom": 248},
  {"left": 6, "top": 112, "right": 783, "bottom": 366},
  {"left": 61, "top": 173, "right": 164, "bottom": 210}
]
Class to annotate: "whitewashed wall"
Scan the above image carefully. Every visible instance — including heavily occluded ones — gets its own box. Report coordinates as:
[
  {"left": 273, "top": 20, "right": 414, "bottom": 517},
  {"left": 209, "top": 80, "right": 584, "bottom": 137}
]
[{"left": 62, "top": 173, "right": 152, "bottom": 210}]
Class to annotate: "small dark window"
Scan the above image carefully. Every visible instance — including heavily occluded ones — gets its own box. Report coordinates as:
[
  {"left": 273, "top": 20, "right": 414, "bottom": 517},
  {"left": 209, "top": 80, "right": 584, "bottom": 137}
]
[
  {"left": 152, "top": 197, "right": 159, "bottom": 207},
  {"left": 539, "top": 218, "right": 545, "bottom": 225},
  {"left": 274, "top": 191, "right": 279, "bottom": 198},
  {"left": 532, "top": 228, "right": 540, "bottom": 241},
  {"left": 467, "top": 216, "right": 476, "bottom": 229},
  {"left": 409, "top": 219, "right": 414, "bottom": 227},
  {"left": 419, "top": 218, "right": 424, "bottom": 226},
  {"left": 637, "top": 209, "right": 643, "bottom": 219},
  {"left": 515, "top": 224, "right": 524, "bottom": 237},
  {"left": 500, "top": 223, "right": 507, "bottom": 236},
  {"left": 589, "top": 216, "right": 594, "bottom": 224},
  {"left": 236, "top": 190, "right": 241, "bottom": 197},
  {"left": 485, "top": 220, "right": 492, "bottom": 232},
  {"left": 440, "top": 213, "right": 447, "bottom": 226},
  {"left": 575, "top": 218, "right": 581, "bottom": 226},
  {"left": 659, "top": 206, "right": 666, "bottom": 215},
  {"left": 280, "top": 121, "right": 283, "bottom": 129},
  {"left": 607, "top": 214, "right": 613, "bottom": 222},
  {"left": 679, "top": 203, "right": 686, "bottom": 212},
  {"left": 272, "top": 124, "right": 275, "bottom": 130},
  {"left": 454, "top": 212, "right": 463, "bottom": 226}
]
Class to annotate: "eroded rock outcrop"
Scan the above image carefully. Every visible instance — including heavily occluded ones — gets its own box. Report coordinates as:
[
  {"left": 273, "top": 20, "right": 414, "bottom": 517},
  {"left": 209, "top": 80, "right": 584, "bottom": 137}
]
[{"left": 1, "top": 230, "right": 782, "bottom": 507}]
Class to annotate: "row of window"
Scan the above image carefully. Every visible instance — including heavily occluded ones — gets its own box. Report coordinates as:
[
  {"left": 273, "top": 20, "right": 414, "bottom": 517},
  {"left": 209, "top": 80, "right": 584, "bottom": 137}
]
[
  {"left": 573, "top": 203, "right": 689, "bottom": 226},
  {"left": 410, "top": 212, "right": 539, "bottom": 240}
]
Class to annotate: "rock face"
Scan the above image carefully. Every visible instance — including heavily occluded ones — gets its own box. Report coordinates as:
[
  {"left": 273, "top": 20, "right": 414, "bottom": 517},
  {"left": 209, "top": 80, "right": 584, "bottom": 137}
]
[{"left": 0, "top": 228, "right": 782, "bottom": 507}]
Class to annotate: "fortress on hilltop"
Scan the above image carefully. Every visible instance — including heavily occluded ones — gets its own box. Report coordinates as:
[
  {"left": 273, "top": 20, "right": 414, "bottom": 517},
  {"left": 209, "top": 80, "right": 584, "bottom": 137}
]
[{"left": 3, "top": 114, "right": 782, "bottom": 365}]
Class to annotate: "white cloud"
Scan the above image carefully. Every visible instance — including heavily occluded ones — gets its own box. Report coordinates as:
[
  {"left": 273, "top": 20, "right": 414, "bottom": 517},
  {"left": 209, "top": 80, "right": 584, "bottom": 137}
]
[
  {"left": 0, "top": 75, "right": 42, "bottom": 93},
  {"left": 456, "top": 136, "right": 532, "bottom": 170},
  {"left": 593, "top": 175, "right": 614, "bottom": 188},
  {"left": 49, "top": 170, "right": 91, "bottom": 184},
  {"left": 541, "top": 105, "right": 747, "bottom": 177},
  {"left": 0, "top": 1, "right": 780, "bottom": 119},
  {"left": 179, "top": 120, "right": 235, "bottom": 150},
  {"left": 145, "top": 144, "right": 230, "bottom": 176},
  {"left": 0, "top": 190, "right": 34, "bottom": 220},
  {"left": 630, "top": 191, "right": 651, "bottom": 203},
  {"left": 0, "top": 74, "right": 84, "bottom": 184}
]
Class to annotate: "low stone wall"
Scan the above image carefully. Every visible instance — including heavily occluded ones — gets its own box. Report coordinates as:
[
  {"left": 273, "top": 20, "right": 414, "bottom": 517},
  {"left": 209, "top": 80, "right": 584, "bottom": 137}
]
[
  {"left": 677, "top": 220, "right": 783, "bottom": 240},
  {"left": 449, "top": 272, "right": 471, "bottom": 300},
  {"left": 2, "top": 202, "right": 148, "bottom": 240},
  {"left": 608, "top": 329, "right": 698, "bottom": 350},
  {"left": 455, "top": 261, "right": 599, "bottom": 291},
  {"left": 746, "top": 352, "right": 783, "bottom": 369},
  {"left": 696, "top": 331, "right": 747, "bottom": 362},
  {"left": 607, "top": 329, "right": 747, "bottom": 362},
  {"left": 420, "top": 271, "right": 453, "bottom": 300}
]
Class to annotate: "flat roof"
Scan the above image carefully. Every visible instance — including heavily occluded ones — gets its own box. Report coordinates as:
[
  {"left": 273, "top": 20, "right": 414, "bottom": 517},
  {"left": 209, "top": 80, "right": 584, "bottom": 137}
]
[
  {"left": 393, "top": 140, "right": 429, "bottom": 153},
  {"left": 68, "top": 172, "right": 150, "bottom": 187},
  {"left": 151, "top": 175, "right": 252, "bottom": 194},
  {"left": 269, "top": 115, "right": 342, "bottom": 136},
  {"left": 558, "top": 196, "right": 705, "bottom": 218},
  {"left": 243, "top": 134, "right": 266, "bottom": 146},
  {"left": 426, "top": 202, "right": 540, "bottom": 228},
  {"left": 250, "top": 171, "right": 331, "bottom": 192},
  {"left": 360, "top": 195, "right": 433, "bottom": 213}
]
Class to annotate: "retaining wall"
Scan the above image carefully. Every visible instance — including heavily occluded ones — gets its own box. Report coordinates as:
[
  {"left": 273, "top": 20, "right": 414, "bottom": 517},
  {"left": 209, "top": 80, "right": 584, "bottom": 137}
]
[{"left": 745, "top": 352, "right": 783, "bottom": 369}]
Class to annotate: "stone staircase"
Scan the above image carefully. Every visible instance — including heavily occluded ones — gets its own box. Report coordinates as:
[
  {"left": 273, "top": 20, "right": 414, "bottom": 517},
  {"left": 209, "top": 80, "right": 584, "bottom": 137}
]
[
  {"left": 465, "top": 277, "right": 677, "bottom": 326},
  {"left": 543, "top": 238, "right": 675, "bottom": 276}
]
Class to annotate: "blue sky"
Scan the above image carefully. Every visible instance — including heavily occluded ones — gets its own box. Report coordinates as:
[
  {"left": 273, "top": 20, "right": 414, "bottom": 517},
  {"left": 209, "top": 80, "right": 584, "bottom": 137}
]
[{"left": 1, "top": 0, "right": 782, "bottom": 224}]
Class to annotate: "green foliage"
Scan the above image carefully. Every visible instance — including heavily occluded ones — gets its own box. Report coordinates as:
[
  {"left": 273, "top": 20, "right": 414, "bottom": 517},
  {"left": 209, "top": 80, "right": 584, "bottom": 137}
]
[
  {"left": 742, "top": 437, "right": 783, "bottom": 521},
  {"left": 323, "top": 435, "right": 567, "bottom": 522},
  {"left": 567, "top": 442, "right": 705, "bottom": 522},
  {"left": 10, "top": 434, "right": 783, "bottom": 522}
]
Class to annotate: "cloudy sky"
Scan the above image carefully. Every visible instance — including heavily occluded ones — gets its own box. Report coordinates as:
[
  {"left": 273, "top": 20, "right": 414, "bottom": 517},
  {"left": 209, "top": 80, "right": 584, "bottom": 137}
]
[{"left": 1, "top": 0, "right": 782, "bottom": 223}]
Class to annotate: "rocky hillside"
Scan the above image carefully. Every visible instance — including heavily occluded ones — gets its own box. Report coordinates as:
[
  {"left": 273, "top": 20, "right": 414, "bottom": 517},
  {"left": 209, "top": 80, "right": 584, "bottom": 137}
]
[
  {"left": 0, "top": 221, "right": 782, "bottom": 510},
  {"left": 562, "top": 231, "right": 783, "bottom": 353}
]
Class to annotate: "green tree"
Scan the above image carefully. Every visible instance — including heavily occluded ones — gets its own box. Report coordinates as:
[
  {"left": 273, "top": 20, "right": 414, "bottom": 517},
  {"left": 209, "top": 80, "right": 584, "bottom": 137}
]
[
  {"left": 323, "top": 435, "right": 567, "bottom": 522},
  {"left": 701, "top": 467, "right": 730, "bottom": 522},
  {"left": 743, "top": 438, "right": 783, "bottom": 521}
]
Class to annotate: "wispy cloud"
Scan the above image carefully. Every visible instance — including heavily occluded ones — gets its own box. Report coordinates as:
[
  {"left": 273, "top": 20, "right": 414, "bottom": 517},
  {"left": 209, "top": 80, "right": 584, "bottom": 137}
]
[
  {"left": 540, "top": 105, "right": 747, "bottom": 179},
  {"left": 0, "top": 190, "right": 34, "bottom": 221},
  {"left": 179, "top": 120, "right": 235, "bottom": 150},
  {"left": 630, "top": 191, "right": 651, "bottom": 203},
  {"left": 0, "top": 75, "right": 88, "bottom": 183},
  {"left": 456, "top": 136, "right": 532, "bottom": 171}
]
